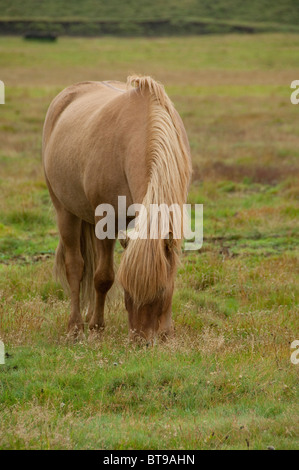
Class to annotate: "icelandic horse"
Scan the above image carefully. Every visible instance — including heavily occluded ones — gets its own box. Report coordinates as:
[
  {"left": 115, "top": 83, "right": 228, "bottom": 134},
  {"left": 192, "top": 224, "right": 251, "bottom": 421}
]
[{"left": 42, "top": 76, "right": 191, "bottom": 341}]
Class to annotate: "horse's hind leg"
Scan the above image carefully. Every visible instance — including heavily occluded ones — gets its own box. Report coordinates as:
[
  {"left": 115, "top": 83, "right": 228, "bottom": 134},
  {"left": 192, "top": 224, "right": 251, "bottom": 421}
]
[
  {"left": 56, "top": 208, "right": 84, "bottom": 337},
  {"left": 89, "top": 238, "right": 115, "bottom": 334}
]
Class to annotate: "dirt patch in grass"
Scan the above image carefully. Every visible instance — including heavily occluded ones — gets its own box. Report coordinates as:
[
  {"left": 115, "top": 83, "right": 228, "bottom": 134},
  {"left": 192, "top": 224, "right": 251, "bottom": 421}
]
[{"left": 193, "top": 162, "right": 299, "bottom": 184}]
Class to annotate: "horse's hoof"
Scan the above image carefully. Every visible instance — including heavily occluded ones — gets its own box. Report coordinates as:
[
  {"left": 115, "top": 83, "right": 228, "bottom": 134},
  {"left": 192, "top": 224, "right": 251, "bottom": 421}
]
[
  {"left": 88, "top": 324, "right": 105, "bottom": 342},
  {"left": 67, "top": 324, "right": 85, "bottom": 342}
]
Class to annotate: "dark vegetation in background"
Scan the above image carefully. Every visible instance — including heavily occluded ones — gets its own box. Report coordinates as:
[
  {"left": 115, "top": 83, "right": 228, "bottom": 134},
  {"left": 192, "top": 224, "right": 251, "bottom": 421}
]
[{"left": 2, "top": 18, "right": 299, "bottom": 39}]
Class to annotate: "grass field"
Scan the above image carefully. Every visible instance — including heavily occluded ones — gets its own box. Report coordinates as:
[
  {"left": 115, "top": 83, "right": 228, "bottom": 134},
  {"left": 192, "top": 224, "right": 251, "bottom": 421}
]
[
  {"left": 1, "top": 0, "right": 299, "bottom": 24},
  {"left": 0, "top": 34, "right": 299, "bottom": 450},
  {"left": 1, "top": 1, "right": 299, "bottom": 37}
]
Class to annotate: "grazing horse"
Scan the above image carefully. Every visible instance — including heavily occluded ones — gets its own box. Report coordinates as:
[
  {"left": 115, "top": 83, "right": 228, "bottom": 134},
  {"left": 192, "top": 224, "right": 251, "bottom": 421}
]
[{"left": 42, "top": 76, "right": 191, "bottom": 341}]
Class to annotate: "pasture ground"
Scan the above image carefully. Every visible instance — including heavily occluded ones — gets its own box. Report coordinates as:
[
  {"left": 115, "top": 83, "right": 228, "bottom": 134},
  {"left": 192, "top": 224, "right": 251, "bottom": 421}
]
[{"left": 0, "top": 34, "right": 298, "bottom": 449}]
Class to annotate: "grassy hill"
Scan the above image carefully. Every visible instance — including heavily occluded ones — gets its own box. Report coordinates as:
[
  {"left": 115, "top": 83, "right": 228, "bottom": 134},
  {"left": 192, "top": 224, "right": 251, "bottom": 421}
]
[
  {"left": 0, "top": 0, "right": 298, "bottom": 24},
  {"left": 0, "top": 0, "right": 299, "bottom": 36}
]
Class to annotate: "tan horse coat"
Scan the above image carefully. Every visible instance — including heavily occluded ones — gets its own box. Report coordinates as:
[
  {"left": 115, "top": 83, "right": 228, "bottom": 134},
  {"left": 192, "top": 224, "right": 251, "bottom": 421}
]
[{"left": 42, "top": 76, "right": 191, "bottom": 340}]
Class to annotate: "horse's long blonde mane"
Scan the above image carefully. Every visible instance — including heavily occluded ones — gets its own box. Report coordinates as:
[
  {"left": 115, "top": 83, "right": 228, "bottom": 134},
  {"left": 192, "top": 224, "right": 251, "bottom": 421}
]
[{"left": 117, "top": 76, "right": 192, "bottom": 305}]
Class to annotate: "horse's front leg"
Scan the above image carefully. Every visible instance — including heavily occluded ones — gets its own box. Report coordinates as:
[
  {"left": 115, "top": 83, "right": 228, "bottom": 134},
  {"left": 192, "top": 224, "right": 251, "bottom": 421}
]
[{"left": 89, "top": 238, "right": 115, "bottom": 334}]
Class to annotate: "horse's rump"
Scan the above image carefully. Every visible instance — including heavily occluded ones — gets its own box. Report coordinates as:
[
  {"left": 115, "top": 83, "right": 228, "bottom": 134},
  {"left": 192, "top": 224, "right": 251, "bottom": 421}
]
[{"left": 43, "top": 80, "right": 153, "bottom": 223}]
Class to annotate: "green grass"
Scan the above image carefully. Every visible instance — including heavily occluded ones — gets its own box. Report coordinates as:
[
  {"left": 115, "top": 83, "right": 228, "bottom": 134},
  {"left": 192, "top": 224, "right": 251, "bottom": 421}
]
[
  {"left": 1, "top": 0, "right": 299, "bottom": 25},
  {"left": 0, "top": 34, "right": 299, "bottom": 449},
  {"left": 1, "top": 1, "right": 299, "bottom": 36}
]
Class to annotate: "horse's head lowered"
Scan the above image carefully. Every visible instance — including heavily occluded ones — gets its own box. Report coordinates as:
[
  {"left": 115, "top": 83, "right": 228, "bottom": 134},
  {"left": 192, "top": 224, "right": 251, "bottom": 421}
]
[{"left": 119, "top": 232, "right": 178, "bottom": 342}]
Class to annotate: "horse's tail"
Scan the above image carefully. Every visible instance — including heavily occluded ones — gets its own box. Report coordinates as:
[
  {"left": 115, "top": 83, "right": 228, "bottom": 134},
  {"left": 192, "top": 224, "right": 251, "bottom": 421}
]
[
  {"left": 117, "top": 76, "right": 191, "bottom": 306},
  {"left": 54, "top": 220, "right": 96, "bottom": 312},
  {"left": 80, "top": 221, "right": 97, "bottom": 311}
]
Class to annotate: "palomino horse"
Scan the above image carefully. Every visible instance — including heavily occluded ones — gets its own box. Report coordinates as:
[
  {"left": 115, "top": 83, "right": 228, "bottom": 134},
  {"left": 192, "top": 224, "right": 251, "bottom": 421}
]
[{"left": 42, "top": 76, "right": 191, "bottom": 341}]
